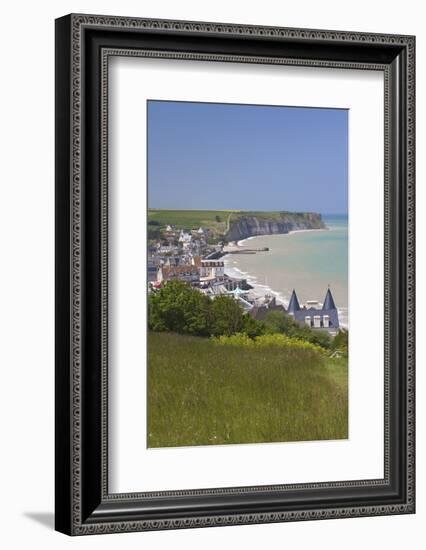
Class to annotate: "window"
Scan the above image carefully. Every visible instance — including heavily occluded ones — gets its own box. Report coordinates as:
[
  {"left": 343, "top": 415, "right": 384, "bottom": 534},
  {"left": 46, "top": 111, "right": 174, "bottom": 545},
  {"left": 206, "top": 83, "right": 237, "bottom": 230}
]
[
  {"left": 313, "top": 315, "right": 321, "bottom": 328},
  {"left": 323, "top": 315, "right": 330, "bottom": 328},
  {"left": 305, "top": 316, "right": 311, "bottom": 327}
]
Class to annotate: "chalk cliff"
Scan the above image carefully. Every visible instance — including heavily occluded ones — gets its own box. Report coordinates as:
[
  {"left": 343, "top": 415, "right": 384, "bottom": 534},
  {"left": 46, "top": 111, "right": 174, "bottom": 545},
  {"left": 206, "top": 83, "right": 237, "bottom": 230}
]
[{"left": 226, "top": 212, "right": 326, "bottom": 241}]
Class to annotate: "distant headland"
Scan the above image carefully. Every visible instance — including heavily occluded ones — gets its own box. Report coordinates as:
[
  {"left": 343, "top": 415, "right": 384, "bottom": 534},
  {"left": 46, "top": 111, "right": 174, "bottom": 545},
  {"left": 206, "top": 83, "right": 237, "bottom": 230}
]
[{"left": 148, "top": 209, "right": 326, "bottom": 245}]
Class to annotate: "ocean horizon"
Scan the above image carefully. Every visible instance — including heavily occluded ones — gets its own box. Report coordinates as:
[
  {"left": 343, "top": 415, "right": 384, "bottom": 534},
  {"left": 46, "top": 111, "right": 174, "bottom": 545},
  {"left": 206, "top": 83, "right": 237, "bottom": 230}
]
[{"left": 223, "top": 214, "right": 349, "bottom": 328}]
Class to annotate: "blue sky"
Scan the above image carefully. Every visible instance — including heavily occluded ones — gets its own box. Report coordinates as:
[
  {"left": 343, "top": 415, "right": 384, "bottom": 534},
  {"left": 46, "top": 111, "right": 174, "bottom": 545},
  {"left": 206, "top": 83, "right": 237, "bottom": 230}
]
[{"left": 147, "top": 101, "right": 348, "bottom": 214}]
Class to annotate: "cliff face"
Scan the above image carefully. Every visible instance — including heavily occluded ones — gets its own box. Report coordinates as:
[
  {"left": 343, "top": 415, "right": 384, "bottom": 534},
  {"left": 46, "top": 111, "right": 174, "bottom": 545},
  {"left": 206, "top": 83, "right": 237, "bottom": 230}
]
[{"left": 226, "top": 212, "right": 325, "bottom": 241}]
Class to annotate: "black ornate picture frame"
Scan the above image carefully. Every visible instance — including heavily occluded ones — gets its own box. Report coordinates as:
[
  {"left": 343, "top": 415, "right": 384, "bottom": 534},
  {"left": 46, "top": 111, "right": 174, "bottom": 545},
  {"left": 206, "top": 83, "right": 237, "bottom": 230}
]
[{"left": 55, "top": 14, "right": 415, "bottom": 535}]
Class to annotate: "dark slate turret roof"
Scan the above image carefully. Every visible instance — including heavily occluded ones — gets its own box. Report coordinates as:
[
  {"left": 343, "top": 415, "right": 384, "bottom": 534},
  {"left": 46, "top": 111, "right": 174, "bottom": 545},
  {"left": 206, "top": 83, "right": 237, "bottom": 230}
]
[
  {"left": 322, "top": 288, "right": 336, "bottom": 311},
  {"left": 287, "top": 289, "right": 300, "bottom": 313}
]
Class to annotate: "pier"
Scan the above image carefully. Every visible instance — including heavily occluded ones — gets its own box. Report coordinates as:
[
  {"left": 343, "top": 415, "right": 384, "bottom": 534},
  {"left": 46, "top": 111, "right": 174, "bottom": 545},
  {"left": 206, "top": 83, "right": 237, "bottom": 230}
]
[
  {"left": 227, "top": 247, "right": 269, "bottom": 255},
  {"left": 207, "top": 247, "right": 269, "bottom": 260}
]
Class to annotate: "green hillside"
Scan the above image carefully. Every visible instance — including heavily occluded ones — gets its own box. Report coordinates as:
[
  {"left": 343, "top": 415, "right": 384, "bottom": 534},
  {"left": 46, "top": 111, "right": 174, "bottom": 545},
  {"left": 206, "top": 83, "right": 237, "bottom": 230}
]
[{"left": 147, "top": 332, "right": 348, "bottom": 448}]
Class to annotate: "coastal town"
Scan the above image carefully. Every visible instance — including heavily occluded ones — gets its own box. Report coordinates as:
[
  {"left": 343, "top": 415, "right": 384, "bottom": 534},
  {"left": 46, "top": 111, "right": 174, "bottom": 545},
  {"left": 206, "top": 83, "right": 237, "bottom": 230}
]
[
  {"left": 145, "top": 102, "right": 348, "bottom": 450},
  {"left": 148, "top": 222, "right": 340, "bottom": 335}
]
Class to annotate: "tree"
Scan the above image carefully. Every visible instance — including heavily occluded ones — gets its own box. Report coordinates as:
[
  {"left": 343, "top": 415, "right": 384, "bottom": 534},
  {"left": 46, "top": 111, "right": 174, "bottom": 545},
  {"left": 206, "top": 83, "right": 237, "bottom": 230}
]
[
  {"left": 210, "top": 295, "right": 244, "bottom": 336},
  {"left": 241, "top": 314, "right": 265, "bottom": 338},
  {"left": 149, "top": 282, "right": 276, "bottom": 339},
  {"left": 264, "top": 311, "right": 293, "bottom": 334},
  {"left": 148, "top": 280, "right": 211, "bottom": 336}
]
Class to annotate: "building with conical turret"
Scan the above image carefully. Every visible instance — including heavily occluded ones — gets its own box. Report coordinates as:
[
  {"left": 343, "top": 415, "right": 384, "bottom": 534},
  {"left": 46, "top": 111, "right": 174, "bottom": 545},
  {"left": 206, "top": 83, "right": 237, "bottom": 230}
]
[
  {"left": 287, "top": 287, "right": 340, "bottom": 335},
  {"left": 287, "top": 289, "right": 301, "bottom": 315},
  {"left": 249, "top": 286, "right": 340, "bottom": 335},
  {"left": 322, "top": 287, "right": 337, "bottom": 311}
]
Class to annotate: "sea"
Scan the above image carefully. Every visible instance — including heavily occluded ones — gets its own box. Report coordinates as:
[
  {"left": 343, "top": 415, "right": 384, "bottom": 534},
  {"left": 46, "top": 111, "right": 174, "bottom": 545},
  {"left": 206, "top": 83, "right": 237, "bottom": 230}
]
[{"left": 223, "top": 215, "right": 349, "bottom": 328}]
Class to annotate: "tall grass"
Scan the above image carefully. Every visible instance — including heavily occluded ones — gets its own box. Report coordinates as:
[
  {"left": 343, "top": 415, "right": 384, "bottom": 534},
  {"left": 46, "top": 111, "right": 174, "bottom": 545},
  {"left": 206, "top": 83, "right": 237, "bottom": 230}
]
[{"left": 147, "top": 332, "right": 348, "bottom": 448}]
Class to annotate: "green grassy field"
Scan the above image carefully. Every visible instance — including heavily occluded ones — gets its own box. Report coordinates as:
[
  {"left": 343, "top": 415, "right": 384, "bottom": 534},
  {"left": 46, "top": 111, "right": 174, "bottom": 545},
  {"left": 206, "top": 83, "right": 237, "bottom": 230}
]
[
  {"left": 147, "top": 332, "right": 348, "bottom": 448},
  {"left": 148, "top": 209, "right": 237, "bottom": 223},
  {"left": 148, "top": 209, "right": 234, "bottom": 234}
]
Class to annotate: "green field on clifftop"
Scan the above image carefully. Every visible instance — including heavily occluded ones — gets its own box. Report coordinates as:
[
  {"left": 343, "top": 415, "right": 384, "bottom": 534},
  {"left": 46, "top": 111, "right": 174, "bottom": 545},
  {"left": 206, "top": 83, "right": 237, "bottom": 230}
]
[
  {"left": 148, "top": 209, "right": 322, "bottom": 240},
  {"left": 148, "top": 209, "right": 235, "bottom": 232}
]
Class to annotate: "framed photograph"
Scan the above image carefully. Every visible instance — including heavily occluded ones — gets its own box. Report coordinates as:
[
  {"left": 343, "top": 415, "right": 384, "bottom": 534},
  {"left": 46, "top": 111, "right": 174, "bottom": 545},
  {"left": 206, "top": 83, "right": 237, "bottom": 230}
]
[{"left": 55, "top": 14, "right": 415, "bottom": 535}]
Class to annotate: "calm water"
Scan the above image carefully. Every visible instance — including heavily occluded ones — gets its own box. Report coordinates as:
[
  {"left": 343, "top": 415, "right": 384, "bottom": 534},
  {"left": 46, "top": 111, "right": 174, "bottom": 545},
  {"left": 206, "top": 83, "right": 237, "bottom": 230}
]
[{"left": 223, "top": 215, "right": 348, "bottom": 327}]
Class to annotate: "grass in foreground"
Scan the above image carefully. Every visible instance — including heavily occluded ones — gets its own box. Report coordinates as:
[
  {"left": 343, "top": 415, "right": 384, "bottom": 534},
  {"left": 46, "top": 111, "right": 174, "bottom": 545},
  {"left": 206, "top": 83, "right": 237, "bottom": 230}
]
[{"left": 147, "top": 332, "right": 348, "bottom": 448}]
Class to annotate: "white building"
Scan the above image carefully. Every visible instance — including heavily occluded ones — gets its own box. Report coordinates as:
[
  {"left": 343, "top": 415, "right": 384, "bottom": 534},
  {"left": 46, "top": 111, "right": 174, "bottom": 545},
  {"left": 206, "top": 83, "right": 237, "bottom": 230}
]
[
  {"left": 192, "top": 257, "right": 225, "bottom": 281},
  {"left": 179, "top": 231, "right": 192, "bottom": 249},
  {"left": 201, "top": 260, "right": 225, "bottom": 279}
]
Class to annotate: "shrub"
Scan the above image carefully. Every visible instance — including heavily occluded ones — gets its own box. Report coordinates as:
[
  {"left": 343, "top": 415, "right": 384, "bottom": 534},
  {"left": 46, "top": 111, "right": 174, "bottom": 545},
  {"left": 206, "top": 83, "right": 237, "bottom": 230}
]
[
  {"left": 264, "top": 310, "right": 332, "bottom": 350},
  {"left": 255, "top": 333, "right": 324, "bottom": 354},
  {"left": 213, "top": 332, "right": 254, "bottom": 346},
  {"left": 331, "top": 328, "right": 349, "bottom": 356},
  {"left": 213, "top": 332, "right": 325, "bottom": 355},
  {"left": 241, "top": 314, "right": 265, "bottom": 338}
]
